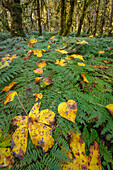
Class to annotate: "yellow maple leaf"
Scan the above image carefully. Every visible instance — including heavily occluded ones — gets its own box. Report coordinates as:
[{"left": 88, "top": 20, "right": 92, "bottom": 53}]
[
  {"left": 0, "top": 148, "right": 14, "bottom": 169},
  {"left": 81, "top": 72, "right": 89, "bottom": 83},
  {"left": 61, "top": 131, "right": 102, "bottom": 170},
  {"left": 4, "top": 91, "right": 17, "bottom": 105},
  {"left": 58, "top": 100, "right": 77, "bottom": 123},
  {"left": 11, "top": 102, "right": 56, "bottom": 159}
]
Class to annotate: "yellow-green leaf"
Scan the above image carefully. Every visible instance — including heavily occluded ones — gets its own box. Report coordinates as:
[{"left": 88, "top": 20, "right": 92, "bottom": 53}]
[
  {"left": 81, "top": 72, "right": 89, "bottom": 83},
  {"left": 40, "top": 76, "right": 54, "bottom": 88},
  {"left": 4, "top": 91, "right": 17, "bottom": 105},
  {"left": 58, "top": 100, "right": 77, "bottom": 123},
  {"left": 2, "top": 82, "right": 16, "bottom": 93},
  {"left": 106, "top": 104, "right": 113, "bottom": 115},
  {"left": 28, "top": 122, "right": 54, "bottom": 152},
  {"left": 11, "top": 125, "right": 28, "bottom": 159}
]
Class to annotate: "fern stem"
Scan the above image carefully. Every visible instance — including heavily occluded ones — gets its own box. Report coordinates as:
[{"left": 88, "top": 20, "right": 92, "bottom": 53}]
[{"left": 17, "top": 94, "right": 28, "bottom": 116}]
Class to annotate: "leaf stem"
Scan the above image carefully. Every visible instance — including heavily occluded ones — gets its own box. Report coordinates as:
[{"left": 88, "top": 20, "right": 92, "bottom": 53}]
[{"left": 17, "top": 94, "right": 28, "bottom": 116}]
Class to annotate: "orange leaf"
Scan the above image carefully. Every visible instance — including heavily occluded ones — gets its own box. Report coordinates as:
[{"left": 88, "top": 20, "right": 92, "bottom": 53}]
[
  {"left": 4, "top": 91, "right": 17, "bottom": 105},
  {"left": 2, "top": 82, "right": 16, "bottom": 93},
  {"left": 81, "top": 72, "right": 89, "bottom": 83},
  {"left": 98, "top": 51, "right": 105, "bottom": 54},
  {"left": 106, "top": 104, "right": 113, "bottom": 115},
  {"left": 58, "top": 100, "right": 77, "bottom": 123}
]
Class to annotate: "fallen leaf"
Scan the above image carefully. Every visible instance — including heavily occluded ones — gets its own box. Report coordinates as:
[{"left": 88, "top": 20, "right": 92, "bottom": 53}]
[
  {"left": 98, "top": 51, "right": 105, "bottom": 54},
  {"left": 0, "top": 148, "right": 14, "bottom": 169},
  {"left": 33, "top": 93, "right": 43, "bottom": 102},
  {"left": 33, "top": 68, "right": 43, "bottom": 74},
  {"left": 0, "top": 61, "right": 10, "bottom": 69},
  {"left": 61, "top": 131, "right": 102, "bottom": 170},
  {"left": 58, "top": 100, "right": 77, "bottom": 123},
  {"left": 76, "top": 40, "right": 88, "bottom": 45},
  {"left": 106, "top": 104, "right": 113, "bottom": 115},
  {"left": 55, "top": 49, "right": 68, "bottom": 54},
  {"left": 81, "top": 72, "right": 89, "bottom": 83},
  {"left": 36, "top": 60, "right": 47, "bottom": 68},
  {"left": 47, "top": 45, "right": 50, "bottom": 49},
  {"left": 35, "top": 77, "right": 43, "bottom": 82},
  {"left": 93, "top": 65, "right": 108, "bottom": 70},
  {"left": 89, "top": 35, "right": 93, "bottom": 40},
  {"left": 30, "top": 38, "right": 37, "bottom": 44},
  {"left": 24, "top": 50, "right": 32, "bottom": 60},
  {"left": 102, "top": 59, "right": 112, "bottom": 64},
  {"left": 55, "top": 59, "right": 67, "bottom": 66},
  {"left": 33, "top": 49, "right": 45, "bottom": 58},
  {"left": 40, "top": 76, "right": 54, "bottom": 88},
  {"left": 69, "top": 54, "right": 84, "bottom": 61},
  {"left": 77, "top": 63, "right": 85, "bottom": 66},
  {"left": 2, "top": 82, "right": 16, "bottom": 93},
  {"left": 50, "top": 36, "right": 55, "bottom": 39},
  {"left": 11, "top": 102, "right": 56, "bottom": 159},
  {"left": 4, "top": 91, "right": 17, "bottom": 105}
]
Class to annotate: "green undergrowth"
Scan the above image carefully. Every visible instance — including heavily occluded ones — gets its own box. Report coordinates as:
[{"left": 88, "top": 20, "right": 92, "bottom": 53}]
[{"left": 0, "top": 31, "right": 113, "bottom": 170}]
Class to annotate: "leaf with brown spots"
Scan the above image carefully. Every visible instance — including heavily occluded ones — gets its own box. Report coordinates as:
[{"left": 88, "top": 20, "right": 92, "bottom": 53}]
[
  {"left": 4, "top": 91, "right": 17, "bottom": 105},
  {"left": 58, "top": 100, "right": 77, "bottom": 123},
  {"left": 0, "top": 148, "right": 14, "bottom": 169},
  {"left": 33, "top": 93, "right": 43, "bottom": 102},
  {"left": 40, "top": 76, "right": 54, "bottom": 88},
  {"left": 61, "top": 131, "right": 102, "bottom": 170},
  {"left": 28, "top": 122, "right": 54, "bottom": 152},
  {"left": 11, "top": 125, "right": 28, "bottom": 159}
]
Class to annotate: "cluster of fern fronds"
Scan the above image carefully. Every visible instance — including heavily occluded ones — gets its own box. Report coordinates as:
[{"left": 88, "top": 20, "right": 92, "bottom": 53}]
[{"left": 0, "top": 31, "right": 113, "bottom": 170}]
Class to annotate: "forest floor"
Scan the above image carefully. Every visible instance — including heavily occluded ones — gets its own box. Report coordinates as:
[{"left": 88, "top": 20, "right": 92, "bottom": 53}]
[{"left": 0, "top": 31, "right": 113, "bottom": 170}]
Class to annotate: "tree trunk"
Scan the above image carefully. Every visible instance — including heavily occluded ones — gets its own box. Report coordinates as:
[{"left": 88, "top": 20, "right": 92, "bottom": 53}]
[
  {"left": 108, "top": 0, "right": 113, "bottom": 36},
  {"left": 46, "top": 0, "right": 50, "bottom": 32},
  {"left": 93, "top": 0, "right": 101, "bottom": 36},
  {"left": 37, "top": 0, "right": 42, "bottom": 35},
  {"left": 100, "top": 0, "right": 109, "bottom": 35},
  {"left": 2, "top": 0, "right": 24, "bottom": 37},
  {"left": 62, "top": 0, "right": 76, "bottom": 36},
  {"left": 59, "top": 0, "right": 66, "bottom": 35}
]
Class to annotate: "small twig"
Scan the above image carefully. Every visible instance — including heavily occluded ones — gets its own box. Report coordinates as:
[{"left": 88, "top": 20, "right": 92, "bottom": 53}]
[{"left": 17, "top": 94, "right": 28, "bottom": 116}]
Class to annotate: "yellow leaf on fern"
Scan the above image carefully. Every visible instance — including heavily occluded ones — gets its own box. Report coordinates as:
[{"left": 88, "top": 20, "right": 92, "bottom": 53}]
[{"left": 4, "top": 91, "right": 17, "bottom": 105}]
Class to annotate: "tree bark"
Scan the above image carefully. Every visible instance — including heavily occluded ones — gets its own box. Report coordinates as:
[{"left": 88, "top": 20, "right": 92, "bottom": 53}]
[
  {"left": 108, "top": 0, "right": 113, "bottom": 36},
  {"left": 59, "top": 0, "right": 66, "bottom": 35},
  {"left": 93, "top": 0, "right": 101, "bottom": 36},
  {"left": 100, "top": 0, "right": 109, "bottom": 35},
  {"left": 37, "top": 0, "right": 42, "bottom": 35},
  {"left": 62, "top": 0, "right": 76, "bottom": 36},
  {"left": 2, "top": 0, "right": 24, "bottom": 37}
]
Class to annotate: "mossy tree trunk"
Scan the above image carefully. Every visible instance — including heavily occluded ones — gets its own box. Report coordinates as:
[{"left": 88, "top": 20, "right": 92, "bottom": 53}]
[
  {"left": 100, "top": 0, "right": 109, "bottom": 35},
  {"left": 93, "top": 0, "right": 101, "bottom": 36},
  {"left": 76, "top": 0, "right": 94, "bottom": 37},
  {"left": 37, "top": 0, "right": 42, "bottom": 35},
  {"left": 2, "top": 0, "right": 24, "bottom": 37},
  {"left": 108, "top": 0, "right": 113, "bottom": 36},
  {"left": 59, "top": 0, "right": 66, "bottom": 35},
  {"left": 62, "top": 0, "right": 76, "bottom": 36}
]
